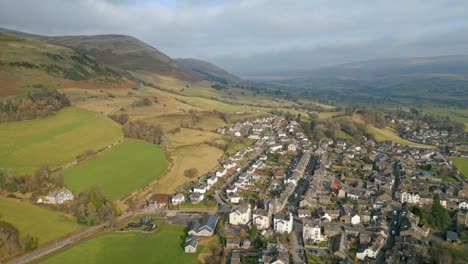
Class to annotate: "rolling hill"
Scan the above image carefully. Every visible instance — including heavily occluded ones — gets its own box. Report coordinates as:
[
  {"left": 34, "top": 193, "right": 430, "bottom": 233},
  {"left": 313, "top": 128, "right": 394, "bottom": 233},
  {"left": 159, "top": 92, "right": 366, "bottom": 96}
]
[
  {"left": 0, "top": 32, "right": 136, "bottom": 97},
  {"left": 0, "top": 27, "right": 202, "bottom": 83},
  {"left": 176, "top": 58, "right": 240, "bottom": 84}
]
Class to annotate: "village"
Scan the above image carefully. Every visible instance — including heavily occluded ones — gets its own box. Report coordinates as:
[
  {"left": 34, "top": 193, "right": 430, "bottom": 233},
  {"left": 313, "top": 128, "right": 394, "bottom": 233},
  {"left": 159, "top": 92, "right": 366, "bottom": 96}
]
[
  {"left": 28, "top": 114, "right": 468, "bottom": 264},
  {"left": 174, "top": 114, "right": 468, "bottom": 263}
]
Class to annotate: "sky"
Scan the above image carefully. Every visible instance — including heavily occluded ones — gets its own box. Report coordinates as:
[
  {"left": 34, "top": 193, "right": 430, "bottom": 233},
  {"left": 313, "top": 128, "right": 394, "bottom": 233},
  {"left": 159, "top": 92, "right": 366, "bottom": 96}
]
[{"left": 1, "top": 0, "right": 468, "bottom": 75}]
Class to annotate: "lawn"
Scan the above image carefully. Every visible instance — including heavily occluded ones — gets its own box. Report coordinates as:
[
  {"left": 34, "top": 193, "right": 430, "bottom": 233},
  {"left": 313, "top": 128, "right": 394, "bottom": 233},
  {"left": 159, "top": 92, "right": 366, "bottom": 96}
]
[
  {"left": 451, "top": 157, "right": 468, "bottom": 178},
  {"left": 39, "top": 221, "right": 204, "bottom": 264},
  {"left": 307, "top": 254, "right": 326, "bottom": 264},
  {"left": 0, "top": 196, "right": 81, "bottom": 245},
  {"left": 0, "top": 107, "right": 123, "bottom": 173},
  {"left": 63, "top": 139, "right": 168, "bottom": 200}
]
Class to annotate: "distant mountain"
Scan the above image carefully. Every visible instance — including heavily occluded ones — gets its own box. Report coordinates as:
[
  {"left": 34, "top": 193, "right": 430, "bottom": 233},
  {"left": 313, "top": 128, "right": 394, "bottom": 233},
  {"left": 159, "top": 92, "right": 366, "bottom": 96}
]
[
  {"left": 175, "top": 58, "right": 241, "bottom": 84},
  {"left": 0, "top": 27, "right": 202, "bottom": 82},
  {"left": 259, "top": 55, "right": 468, "bottom": 81},
  {"left": 260, "top": 55, "right": 468, "bottom": 108}
]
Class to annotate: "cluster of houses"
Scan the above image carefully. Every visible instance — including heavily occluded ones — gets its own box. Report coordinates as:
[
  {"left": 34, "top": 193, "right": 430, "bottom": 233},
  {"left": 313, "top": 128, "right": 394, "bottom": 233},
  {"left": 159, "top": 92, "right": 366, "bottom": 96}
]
[
  {"left": 397, "top": 118, "right": 460, "bottom": 146},
  {"left": 156, "top": 113, "right": 467, "bottom": 263},
  {"left": 221, "top": 132, "right": 467, "bottom": 263},
  {"left": 36, "top": 188, "right": 74, "bottom": 205}
]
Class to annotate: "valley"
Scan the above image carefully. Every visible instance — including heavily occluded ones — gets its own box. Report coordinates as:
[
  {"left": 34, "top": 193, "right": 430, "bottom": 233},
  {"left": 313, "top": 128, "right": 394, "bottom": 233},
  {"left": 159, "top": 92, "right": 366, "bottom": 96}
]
[{"left": 0, "top": 23, "right": 466, "bottom": 264}]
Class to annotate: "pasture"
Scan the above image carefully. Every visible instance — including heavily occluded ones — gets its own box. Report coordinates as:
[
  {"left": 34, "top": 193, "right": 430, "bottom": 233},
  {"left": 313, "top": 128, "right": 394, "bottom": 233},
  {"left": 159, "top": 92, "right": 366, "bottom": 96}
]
[
  {"left": 0, "top": 107, "right": 122, "bottom": 173},
  {"left": 63, "top": 139, "right": 168, "bottom": 200},
  {"left": 38, "top": 220, "right": 208, "bottom": 264},
  {"left": 451, "top": 157, "right": 468, "bottom": 178},
  {"left": 0, "top": 196, "right": 81, "bottom": 245}
]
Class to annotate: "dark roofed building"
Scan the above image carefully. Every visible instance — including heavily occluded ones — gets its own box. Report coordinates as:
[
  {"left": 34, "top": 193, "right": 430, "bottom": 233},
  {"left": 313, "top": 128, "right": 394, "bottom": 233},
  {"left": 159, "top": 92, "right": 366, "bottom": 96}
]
[
  {"left": 188, "top": 214, "right": 218, "bottom": 237},
  {"left": 184, "top": 235, "right": 198, "bottom": 253}
]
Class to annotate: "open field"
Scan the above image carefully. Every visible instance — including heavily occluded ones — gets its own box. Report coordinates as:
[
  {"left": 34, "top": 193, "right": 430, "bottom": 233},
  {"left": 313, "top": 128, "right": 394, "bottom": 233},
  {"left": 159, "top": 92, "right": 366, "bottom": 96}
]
[
  {"left": 317, "top": 111, "right": 344, "bottom": 119},
  {"left": 63, "top": 87, "right": 200, "bottom": 118},
  {"left": 0, "top": 196, "right": 81, "bottom": 245},
  {"left": 38, "top": 220, "right": 207, "bottom": 264},
  {"left": 63, "top": 139, "right": 168, "bottom": 200},
  {"left": 153, "top": 145, "right": 223, "bottom": 193},
  {"left": 0, "top": 107, "right": 122, "bottom": 173},
  {"left": 451, "top": 157, "right": 468, "bottom": 178}
]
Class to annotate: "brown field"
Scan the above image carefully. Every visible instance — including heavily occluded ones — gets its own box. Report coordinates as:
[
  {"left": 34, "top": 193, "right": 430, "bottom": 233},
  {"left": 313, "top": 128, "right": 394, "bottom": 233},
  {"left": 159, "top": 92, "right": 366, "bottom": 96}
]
[{"left": 152, "top": 144, "right": 223, "bottom": 193}]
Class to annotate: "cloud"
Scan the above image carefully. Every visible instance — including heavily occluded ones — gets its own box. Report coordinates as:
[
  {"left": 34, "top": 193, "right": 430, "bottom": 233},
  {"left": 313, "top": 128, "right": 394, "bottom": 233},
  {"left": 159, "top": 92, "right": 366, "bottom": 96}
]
[{"left": 0, "top": 0, "right": 467, "bottom": 75}]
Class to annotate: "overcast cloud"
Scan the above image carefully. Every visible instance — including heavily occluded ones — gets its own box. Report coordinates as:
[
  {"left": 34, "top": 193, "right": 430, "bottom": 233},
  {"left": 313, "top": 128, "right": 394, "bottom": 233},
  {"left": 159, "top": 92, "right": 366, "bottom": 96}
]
[{"left": 1, "top": 0, "right": 467, "bottom": 75}]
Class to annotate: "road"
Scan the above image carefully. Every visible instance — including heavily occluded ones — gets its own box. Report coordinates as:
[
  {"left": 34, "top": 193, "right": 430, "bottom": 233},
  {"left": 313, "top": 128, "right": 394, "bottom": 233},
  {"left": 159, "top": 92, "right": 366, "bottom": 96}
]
[{"left": 289, "top": 155, "right": 319, "bottom": 264}]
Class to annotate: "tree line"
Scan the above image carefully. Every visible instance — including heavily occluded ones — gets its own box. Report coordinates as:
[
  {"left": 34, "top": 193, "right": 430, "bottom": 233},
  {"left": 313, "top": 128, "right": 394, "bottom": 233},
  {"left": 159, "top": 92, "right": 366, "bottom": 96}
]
[
  {"left": 0, "top": 88, "right": 70, "bottom": 123},
  {"left": 109, "top": 113, "right": 164, "bottom": 145}
]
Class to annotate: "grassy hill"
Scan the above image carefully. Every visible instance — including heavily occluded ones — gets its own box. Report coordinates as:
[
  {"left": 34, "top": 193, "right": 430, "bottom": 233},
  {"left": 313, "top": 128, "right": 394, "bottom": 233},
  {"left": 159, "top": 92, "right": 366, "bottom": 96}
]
[
  {"left": 43, "top": 35, "right": 202, "bottom": 82},
  {"left": 0, "top": 32, "right": 136, "bottom": 97},
  {"left": 451, "top": 157, "right": 468, "bottom": 178},
  {"left": 63, "top": 139, "right": 168, "bottom": 200},
  {"left": 0, "top": 107, "right": 122, "bottom": 173}
]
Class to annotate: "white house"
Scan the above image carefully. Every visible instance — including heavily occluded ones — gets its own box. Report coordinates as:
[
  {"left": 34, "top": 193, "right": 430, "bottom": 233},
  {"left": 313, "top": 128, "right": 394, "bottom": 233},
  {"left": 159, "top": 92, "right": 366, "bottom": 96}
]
[
  {"left": 41, "top": 188, "right": 74, "bottom": 205},
  {"left": 234, "top": 131, "right": 242, "bottom": 137},
  {"left": 459, "top": 201, "right": 468, "bottom": 210},
  {"left": 253, "top": 209, "right": 271, "bottom": 230},
  {"left": 356, "top": 235, "right": 385, "bottom": 260},
  {"left": 171, "top": 193, "right": 186, "bottom": 205},
  {"left": 229, "top": 205, "right": 252, "bottom": 225},
  {"left": 303, "top": 220, "right": 324, "bottom": 243},
  {"left": 190, "top": 192, "right": 204, "bottom": 204},
  {"left": 216, "top": 168, "right": 228, "bottom": 177},
  {"left": 270, "top": 145, "right": 283, "bottom": 152},
  {"left": 224, "top": 163, "right": 237, "bottom": 170},
  {"left": 226, "top": 186, "right": 238, "bottom": 194},
  {"left": 288, "top": 143, "right": 298, "bottom": 152},
  {"left": 207, "top": 176, "right": 218, "bottom": 186},
  {"left": 400, "top": 191, "right": 420, "bottom": 204},
  {"left": 229, "top": 195, "right": 243, "bottom": 204},
  {"left": 193, "top": 184, "right": 208, "bottom": 194},
  {"left": 252, "top": 161, "right": 264, "bottom": 169},
  {"left": 274, "top": 213, "right": 293, "bottom": 234},
  {"left": 351, "top": 214, "right": 361, "bottom": 226},
  {"left": 184, "top": 235, "right": 198, "bottom": 253}
]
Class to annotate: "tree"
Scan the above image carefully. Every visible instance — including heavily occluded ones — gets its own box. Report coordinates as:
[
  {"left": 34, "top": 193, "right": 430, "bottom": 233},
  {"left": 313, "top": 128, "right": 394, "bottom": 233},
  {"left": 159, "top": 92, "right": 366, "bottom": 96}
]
[
  {"left": 430, "top": 193, "right": 451, "bottom": 231},
  {"left": 23, "top": 236, "right": 39, "bottom": 251},
  {"left": 184, "top": 168, "right": 198, "bottom": 178},
  {"left": 249, "top": 224, "right": 258, "bottom": 238}
]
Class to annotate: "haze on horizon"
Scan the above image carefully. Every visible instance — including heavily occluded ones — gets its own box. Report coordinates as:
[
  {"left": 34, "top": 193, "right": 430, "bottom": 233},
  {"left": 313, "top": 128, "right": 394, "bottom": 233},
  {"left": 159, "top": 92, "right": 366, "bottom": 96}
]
[{"left": 1, "top": 0, "right": 467, "bottom": 76}]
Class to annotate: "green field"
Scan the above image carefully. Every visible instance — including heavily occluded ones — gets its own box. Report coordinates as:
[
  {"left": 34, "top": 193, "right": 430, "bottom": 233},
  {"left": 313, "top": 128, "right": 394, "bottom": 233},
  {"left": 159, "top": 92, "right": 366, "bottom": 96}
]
[
  {"left": 63, "top": 139, "right": 168, "bottom": 200},
  {"left": 0, "top": 196, "right": 81, "bottom": 245},
  {"left": 39, "top": 221, "right": 204, "bottom": 264},
  {"left": 451, "top": 157, "right": 468, "bottom": 178},
  {"left": 0, "top": 107, "right": 123, "bottom": 173}
]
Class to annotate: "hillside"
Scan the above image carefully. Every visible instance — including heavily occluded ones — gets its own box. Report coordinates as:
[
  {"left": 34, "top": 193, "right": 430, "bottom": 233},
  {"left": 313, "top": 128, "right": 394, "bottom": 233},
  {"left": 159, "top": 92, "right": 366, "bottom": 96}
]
[
  {"left": 0, "top": 32, "right": 136, "bottom": 97},
  {"left": 0, "top": 28, "right": 203, "bottom": 82},
  {"left": 43, "top": 35, "right": 202, "bottom": 82},
  {"left": 176, "top": 58, "right": 240, "bottom": 84}
]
